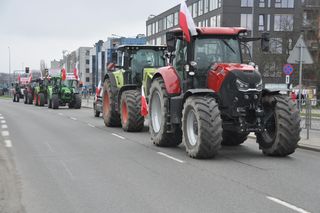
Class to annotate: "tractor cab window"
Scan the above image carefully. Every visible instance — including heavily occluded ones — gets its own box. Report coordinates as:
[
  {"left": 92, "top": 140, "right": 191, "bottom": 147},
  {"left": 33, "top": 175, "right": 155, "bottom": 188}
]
[
  {"left": 194, "top": 37, "right": 242, "bottom": 72},
  {"left": 131, "top": 49, "right": 165, "bottom": 73},
  {"left": 173, "top": 39, "right": 188, "bottom": 76}
]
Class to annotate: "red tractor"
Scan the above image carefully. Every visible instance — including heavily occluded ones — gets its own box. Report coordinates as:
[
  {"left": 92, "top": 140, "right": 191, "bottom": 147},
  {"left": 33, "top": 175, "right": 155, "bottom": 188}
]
[{"left": 148, "top": 27, "right": 301, "bottom": 159}]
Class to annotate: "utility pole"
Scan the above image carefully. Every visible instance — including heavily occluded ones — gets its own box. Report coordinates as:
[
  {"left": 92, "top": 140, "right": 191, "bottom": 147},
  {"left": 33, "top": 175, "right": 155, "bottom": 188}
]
[
  {"left": 8, "top": 47, "right": 11, "bottom": 90},
  {"left": 251, "top": 0, "right": 255, "bottom": 59}
]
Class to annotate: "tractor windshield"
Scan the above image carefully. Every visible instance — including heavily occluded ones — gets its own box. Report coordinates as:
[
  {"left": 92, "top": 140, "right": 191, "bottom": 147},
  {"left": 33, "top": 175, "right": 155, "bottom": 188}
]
[
  {"left": 63, "top": 80, "right": 78, "bottom": 88},
  {"left": 194, "top": 37, "right": 242, "bottom": 71},
  {"left": 131, "top": 49, "right": 165, "bottom": 72}
]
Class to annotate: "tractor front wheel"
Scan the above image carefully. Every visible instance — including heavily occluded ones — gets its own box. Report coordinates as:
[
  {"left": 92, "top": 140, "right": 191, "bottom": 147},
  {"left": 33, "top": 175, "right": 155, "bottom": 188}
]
[
  {"left": 74, "top": 94, "right": 81, "bottom": 109},
  {"left": 120, "top": 90, "right": 144, "bottom": 132},
  {"left": 103, "top": 78, "right": 120, "bottom": 127},
  {"left": 52, "top": 94, "right": 59, "bottom": 109},
  {"left": 27, "top": 93, "right": 33, "bottom": 104},
  {"left": 149, "top": 78, "right": 182, "bottom": 147},
  {"left": 257, "top": 95, "right": 301, "bottom": 156},
  {"left": 38, "top": 93, "right": 45, "bottom": 106},
  {"left": 182, "top": 96, "right": 222, "bottom": 159}
]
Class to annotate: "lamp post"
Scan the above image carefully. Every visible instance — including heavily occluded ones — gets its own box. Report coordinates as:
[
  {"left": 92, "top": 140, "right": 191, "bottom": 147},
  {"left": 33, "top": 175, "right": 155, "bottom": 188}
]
[{"left": 8, "top": 47, "right": 11, "bottom": 92}]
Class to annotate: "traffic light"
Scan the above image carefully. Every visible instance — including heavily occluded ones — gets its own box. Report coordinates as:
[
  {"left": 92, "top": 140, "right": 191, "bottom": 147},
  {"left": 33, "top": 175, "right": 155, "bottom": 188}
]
[{"left": 25, "top": 67, "right": 30, "bottom": 73}]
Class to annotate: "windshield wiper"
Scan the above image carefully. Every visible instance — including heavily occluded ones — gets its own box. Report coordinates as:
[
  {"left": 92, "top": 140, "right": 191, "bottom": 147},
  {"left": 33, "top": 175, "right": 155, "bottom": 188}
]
[{"left": 222, "top": 39, "right": 236, "bottom": 54}]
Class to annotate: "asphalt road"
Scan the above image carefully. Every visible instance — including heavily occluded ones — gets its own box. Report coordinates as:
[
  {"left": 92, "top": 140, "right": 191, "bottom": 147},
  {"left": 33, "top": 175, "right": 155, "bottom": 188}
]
[{"left": 0, "top": 98, "right": 319, "bottom": 213}]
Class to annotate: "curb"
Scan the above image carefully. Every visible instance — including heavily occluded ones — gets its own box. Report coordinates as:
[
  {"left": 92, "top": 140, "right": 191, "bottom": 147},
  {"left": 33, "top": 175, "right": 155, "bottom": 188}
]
[{"left": 248, "top": 134, "right": 320, "bottom": 152}]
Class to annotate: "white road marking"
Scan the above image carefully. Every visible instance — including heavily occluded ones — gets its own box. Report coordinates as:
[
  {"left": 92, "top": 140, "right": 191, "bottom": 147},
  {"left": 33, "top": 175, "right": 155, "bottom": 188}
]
[
  {"left": 157, "top": 152, "right": 184, "bottom": 163},
  {"left": 70, "top": 117, "right": 77, "bottom": 121},
  {"left": 1, "top": 124, "right": 8, "bottom": 129},
  {"left": 88, "top": 123, "right": 95, "bottom": 128},
  {"left": 44, "top": 141, "right": 55, "bottom": 153},
  {"left": 60, "top": 160, "right": 74, "bottom": 180},
  {"left": 58, "top": 113, "right": 63, "bottom": 116},
  {"left": 111, "top": 133, "right": 125, "bottom": 140},
  {"left": 1, "top": 131, "right": 9, "bottom": 137},
  {"left": 266, "top": 196, "right": 311, "bottom": 213},
  {"left": 0, "top": 116, "right": 4, "bottom": 119},
  {"left": 4, "top": 140, "right": 12, "bottom": 148},
  {"left": 1, "top": 120, "right": 6, "bottom": 124}
]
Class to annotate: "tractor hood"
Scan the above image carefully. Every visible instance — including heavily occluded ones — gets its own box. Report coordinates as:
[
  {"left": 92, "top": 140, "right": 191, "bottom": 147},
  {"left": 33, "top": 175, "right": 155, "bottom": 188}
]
[
  {"left": 61, "top": 87, "right": 72, "bottom": 94},
  {"left": 207, "top": 63, "right": 262, "bottom": 92}
]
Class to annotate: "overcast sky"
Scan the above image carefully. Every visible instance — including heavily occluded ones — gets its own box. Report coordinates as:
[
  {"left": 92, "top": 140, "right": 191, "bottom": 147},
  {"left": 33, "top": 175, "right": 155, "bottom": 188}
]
[{"left": 0, "top": 0, "right": 180, "bottom": 73}]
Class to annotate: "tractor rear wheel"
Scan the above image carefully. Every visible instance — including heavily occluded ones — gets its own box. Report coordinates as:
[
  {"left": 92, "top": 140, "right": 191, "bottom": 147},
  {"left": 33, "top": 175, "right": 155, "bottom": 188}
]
[
  {"left": 48, "top": 97, "right": 52, "bottom": 108},
  {"left": 149, "top": 78, "right": 182, "bottom": 147},
  {"left": 120, "top": 90, "right": 144, "bottom": 132},
  {"left": 27, "top": 93, "right": 33, "bottom": 104},
  {"left": 52, "top": 94, "right": 59, "bottom": 109},
  {"left": 34, "top": 94, "right": 38, "bottom": 106},
  {"left": 221, "top": 131, "right": 248, "bottom": 146},
  {"left": 257, "top": 95, "right": 301, "bottom": 156},
  {"left": 74, "top": 94, "right": 81, "bottom": 109},
  {"left": 182, "top": 96, "right": 222, "bottom": 159},
  {"left": 103, "top": 78, "right": 120, "bottom": 127},
  {"left": 38, "top": 93, "right": 45, "bottom": 106}
]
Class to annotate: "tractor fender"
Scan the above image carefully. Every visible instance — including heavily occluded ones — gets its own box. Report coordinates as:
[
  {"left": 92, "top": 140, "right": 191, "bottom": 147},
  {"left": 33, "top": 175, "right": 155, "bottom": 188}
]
[
  {"left": 183, "top": 89, "right": 217, "bottom": 102},
  {"left": 261, "top": 89, "right": 280, "bottom": 97},
  {"left": 117, "top": 84, "right": 138, "bottom": 108},
  {"left": 152, "top": 66, "right": 181, "bottom": 96}
]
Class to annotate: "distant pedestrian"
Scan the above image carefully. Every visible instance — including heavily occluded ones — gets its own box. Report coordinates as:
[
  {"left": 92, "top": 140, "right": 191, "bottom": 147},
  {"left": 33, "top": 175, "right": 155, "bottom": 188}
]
[{"left": 290, "top": 91, "right": 297, "bottom": 102}]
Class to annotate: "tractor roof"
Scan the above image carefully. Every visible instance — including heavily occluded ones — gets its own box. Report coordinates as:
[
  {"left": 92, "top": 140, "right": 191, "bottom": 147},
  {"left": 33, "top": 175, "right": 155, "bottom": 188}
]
[
  {"left": 169, "top": 27, "right": 247, "bottom": 36},
  {"left": 116, "top": 45, "right": 166, "bottom": 52}
]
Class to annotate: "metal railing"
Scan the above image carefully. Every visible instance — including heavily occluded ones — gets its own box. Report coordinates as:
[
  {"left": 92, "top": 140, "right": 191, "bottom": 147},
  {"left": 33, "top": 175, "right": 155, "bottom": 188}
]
[{"left": 300, "top": 99, "right": 320, "bottom": 135}]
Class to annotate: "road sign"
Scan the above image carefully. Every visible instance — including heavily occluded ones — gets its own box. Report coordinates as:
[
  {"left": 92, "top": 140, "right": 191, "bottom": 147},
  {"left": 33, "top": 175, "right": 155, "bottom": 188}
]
[
  {"left": 285, "top": 75, "right": 290, "bottom": 84},
  {"left": 283, "top": 64, "right": 294, "bottom": 75},
  {"left": 287, "top": 35, "right": 314, "bottom": 64}
]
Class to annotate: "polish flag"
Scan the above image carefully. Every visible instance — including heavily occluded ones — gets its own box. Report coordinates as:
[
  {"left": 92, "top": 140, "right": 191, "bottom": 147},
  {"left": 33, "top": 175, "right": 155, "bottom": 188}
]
[
  {"left": 61, "top": 68, "right": 66, "bottom": 80},
  {"left": 73, "top": 68, "right": 79, "bottom": 80},
  {"left": 96, "top": 80, "right": 102, "bottom": 97},
  {"left": 179, "top": 1, "right": 198, "bottom": 43},
  {"left": 28, "top": 73, "right": 32, "bottom": 83},
  {"left": 17, "top": 74, "right": 21, "bottom": 82},
  {"left": 140, "top": 85, "right": 148, "bottom": 117}
]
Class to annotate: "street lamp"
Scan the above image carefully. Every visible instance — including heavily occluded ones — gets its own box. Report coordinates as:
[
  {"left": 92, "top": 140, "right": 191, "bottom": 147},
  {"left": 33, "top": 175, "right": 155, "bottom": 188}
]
[{"left": 8, "top": 46, "right": 11, "bottom": 89}]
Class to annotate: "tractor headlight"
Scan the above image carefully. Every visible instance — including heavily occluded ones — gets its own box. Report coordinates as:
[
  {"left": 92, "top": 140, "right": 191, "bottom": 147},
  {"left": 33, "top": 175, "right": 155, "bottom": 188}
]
[
  {"left": 236, "top": 79, "right": 250, "bottom": 92},
  {"left": 255, "top": 79, "right": 263, "bottom": 91}
]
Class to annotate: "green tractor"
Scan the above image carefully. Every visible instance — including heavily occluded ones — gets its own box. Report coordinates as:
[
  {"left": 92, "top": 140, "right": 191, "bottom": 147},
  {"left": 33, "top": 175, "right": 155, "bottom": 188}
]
[
  {"left": 33, "top": 78, "right": 50, "bottom": 107},
  {"left": 102, "top": 45, "right": 166, "bottom": 132},
  {"left": 47, "top": 70, "right": 81, "bottom": 109}
]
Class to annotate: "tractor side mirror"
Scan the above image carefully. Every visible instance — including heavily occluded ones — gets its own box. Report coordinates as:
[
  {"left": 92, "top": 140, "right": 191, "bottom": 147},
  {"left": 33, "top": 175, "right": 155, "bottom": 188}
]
[{"left": 261, "top": 32, "right": 270, "bottom": 52}]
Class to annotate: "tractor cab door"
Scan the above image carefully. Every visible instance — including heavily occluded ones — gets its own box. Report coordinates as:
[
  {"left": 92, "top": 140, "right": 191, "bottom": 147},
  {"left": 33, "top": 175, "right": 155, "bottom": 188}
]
[{"left": 172, "top": 39, "right": 188, "bottom": 85}]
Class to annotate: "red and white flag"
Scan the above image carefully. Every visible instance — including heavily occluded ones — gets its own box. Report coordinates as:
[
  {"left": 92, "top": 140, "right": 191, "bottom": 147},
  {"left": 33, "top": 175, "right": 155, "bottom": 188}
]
[
  {"left": 140, "top": 85, "right": 148, "bottom": 117},
  {"left": 61, "top": 68, "right": 66, "bottom": 80},
  {"left": 28, "top": 73, "right": 32, "bottom": 83},
  {"left": 73, "top": 68, "right": 79, "bottom": 80},
  {"left": 179, "top": 1, "right": 198, "bottom": 43},
  {"left": 17, "top": 74, "right": 21, "bottom": 83}
]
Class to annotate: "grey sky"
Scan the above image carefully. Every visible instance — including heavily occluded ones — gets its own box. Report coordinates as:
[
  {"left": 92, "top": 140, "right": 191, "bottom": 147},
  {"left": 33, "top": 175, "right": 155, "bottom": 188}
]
[{"left": 0, "top": 0, "right": 180, "bottom": 73}]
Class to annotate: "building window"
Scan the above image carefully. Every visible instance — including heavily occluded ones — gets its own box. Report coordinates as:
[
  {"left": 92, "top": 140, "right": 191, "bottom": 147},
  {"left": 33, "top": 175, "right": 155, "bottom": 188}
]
[
  {"left": 270, "top": 38, "right": 283, "bottom": 54},
  {"left": 155, "top": 21, "right": 158, "bottom": 34},
  {"left": 86, "top": 77, "right": 90, "bottom": 82},
  {"left": 86, "top": 68, "right": 89, "bottom": 73},
  {"left": 275, "top": 0, "right": 294, "bottom": 8},
  {"left": 267, "top": 14, "right": 270, "bottom": 31},
  {"left": 204, "top": 0, "right": 209, "bottom": 13},
  {"left": 274, "top": 14, "right": 294, "bottom": 31},
  {"left": 174, "top": 12, "right": 179, "bottom": 26},
  {"left": 198, "top": 0, "right": 204, "bottom": 16},
  {"left": 147, "top": 24, "right": 152, "bottom": 36},
  {"left": 86, "top": 59, "right": 90, "bottom": 65},
  {"left": 210, "top": 15, "right": 221, "bottom": 27},
  {"left": 210, "top": 0, "right": 220, "bottom": 10},
  {"left": 240, "top": 14, "right": 253, "bottom": 30},
  {"left": 167, "top": 14, "right": 174, "bottom": 29},
  {"left": 163, "top": 17, "right": 167, "bottom": 30},
  {"left": 156, "top": 36, "right": 161, "bottom": 45},
  {"left": 268, "top": 0, "right": 271, "bottom": 7},
  {"left": 193, "top": 2, "right": 198, "bottom": 18},
  {"left": 259, "top": 0, "right": 265, "bottom": 7},
  {"left": 85, "top": 50, "right": 90, "bottom": 56},
  {"left": 158, "top": 19, "right": 163, "bottom": 32},
  {"left": 241, "top": 0, "right": 253, "bottom": 7},
  {"left": 259, "top": 15, "right": 264, "bottom": 31}
]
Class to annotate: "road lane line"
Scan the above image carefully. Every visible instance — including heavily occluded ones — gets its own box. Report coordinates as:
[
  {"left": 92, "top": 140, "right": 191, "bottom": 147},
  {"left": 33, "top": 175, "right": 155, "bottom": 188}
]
[
  {"left": 4, "top": 140, "right": 12, "bottom": 148},
  {"left": 44, "top": 141, "right": 55, "bottom": 153},
  {"left": 1, "top": 124, "right": 8, "bottom": 129},
  {"left": 111, "top": 133, "right": 125, "bottom": 140},
  {"left": 70, "top": 117, "right": 77, "bottom": 121},
  {"left": 0, "top": 116, "right": 4, "bottom": 119},
  {"left": 88, "top": 123, "right": 95, "bottom": 128},
  {"left": 58, "top": 113, "right": 64, "bottom": 116},
  {"left": 266, "top": 196, "right": 311, "bottom": 213},
  {"left": 1, "top": 131, "right": 9, "bottom": 137},
  {"left": 1, "top": 120, "right": 6, "bottom": 124},
  {"left": 60, "top": 160, "right": 74, "bottom": 180},
  {"left": 157, "top": 152, "right": 184, "bottom": 163}
]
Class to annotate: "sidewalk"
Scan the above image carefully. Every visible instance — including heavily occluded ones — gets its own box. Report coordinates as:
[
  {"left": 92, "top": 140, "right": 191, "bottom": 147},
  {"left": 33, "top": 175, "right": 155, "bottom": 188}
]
[{"left": 81, "top": 96, "right": 94, "bottom": 109}]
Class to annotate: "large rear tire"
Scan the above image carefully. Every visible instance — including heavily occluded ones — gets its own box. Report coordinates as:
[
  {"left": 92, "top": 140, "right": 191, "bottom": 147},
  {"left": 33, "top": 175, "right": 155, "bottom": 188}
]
[
  {"left": 34, "top": 94, "right": 38, "bottom": 106},
  {"left": 52, "top": 94, "right": 59, "bottom": 109},
  {"left": 38, "top": 93, "right": 45, "bottom": 106},
  {"left": 257, "top": 95, "right": 301, "bottom": 156},
  {"left": 48, "top": 96, "right": 52, "bottom": 108},
  {"left": 27, "top": 93, "right": 33, "bottom": 104},
  {"left": 149, "top": 78, "right": 182, "bottom": 147},
  {"left": 120, "top": 90, "right": 144, "bottom": 132},
  {"left": 221, "top": 131, "right": 248, "bottom": 146},
  {"left": 103, "top": 78, "right": 120, "bottom": 127},
  {"left": 182, "top": 96, "right": 222, "bottom": 159},
  {"left": 74, "top": 94, "right": 81, "bottom": 109}
]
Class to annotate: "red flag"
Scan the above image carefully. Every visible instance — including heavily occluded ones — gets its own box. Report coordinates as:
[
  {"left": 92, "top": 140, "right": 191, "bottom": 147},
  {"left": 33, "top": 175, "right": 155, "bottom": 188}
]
[
  {"left": 28, "top": 73, "right": 32, "bottom": 83},
  {"left": 179, "top": 1, "right": 198, "bottom": 43},
  {"left": 61, "top": 68, "right": 66, "bottom": 80},
  {"left": 140, "top": 85, "right": 148, "bottom": 116},
  {"left": 17, "top": 74, "right": 21, "bottom": 82},
  {"left": 73, "top": 68, "right": 79, "bottom": 80}
]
